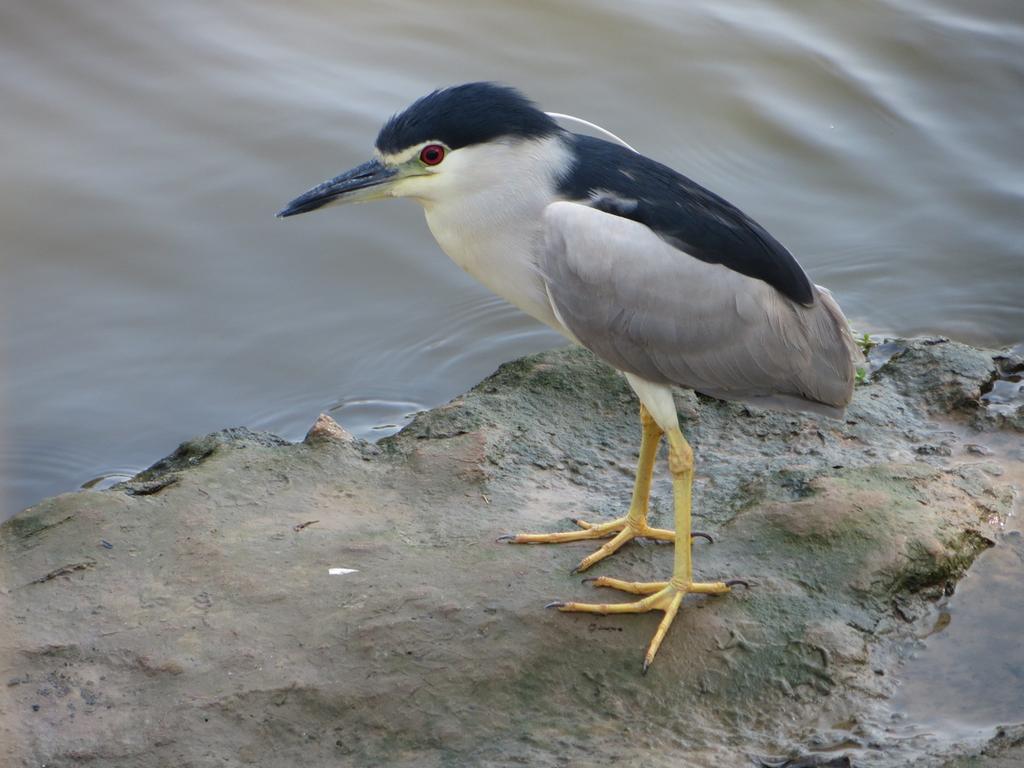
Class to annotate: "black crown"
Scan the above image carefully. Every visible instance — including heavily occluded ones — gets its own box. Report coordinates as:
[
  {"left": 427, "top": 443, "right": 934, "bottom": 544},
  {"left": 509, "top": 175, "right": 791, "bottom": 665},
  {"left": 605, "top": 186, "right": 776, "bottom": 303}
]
[{"left": 375, "top": 82, "right": 561, "bottom": 154}]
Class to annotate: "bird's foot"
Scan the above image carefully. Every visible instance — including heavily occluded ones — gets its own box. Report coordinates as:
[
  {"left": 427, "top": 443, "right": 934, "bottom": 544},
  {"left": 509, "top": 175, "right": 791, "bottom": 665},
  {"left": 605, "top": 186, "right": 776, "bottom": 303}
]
[
  {"left": 548, "top": 577, "right": 748, "bottom": 672},
  {"left": 498, "top": 516, "right": 711, "bottom": 572}
]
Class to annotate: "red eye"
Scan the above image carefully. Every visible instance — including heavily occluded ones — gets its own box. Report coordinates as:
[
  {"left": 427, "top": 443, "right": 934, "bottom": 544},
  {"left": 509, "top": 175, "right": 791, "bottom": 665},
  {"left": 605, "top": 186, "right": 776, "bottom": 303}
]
[{"left": 419, "top": 144, "right": 445, "bottom": 166}]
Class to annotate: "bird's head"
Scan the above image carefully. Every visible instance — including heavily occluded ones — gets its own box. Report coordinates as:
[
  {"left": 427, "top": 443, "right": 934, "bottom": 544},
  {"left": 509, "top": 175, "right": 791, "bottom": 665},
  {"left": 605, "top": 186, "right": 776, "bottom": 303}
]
[{"left": 277, "top": 82, "right": 564, "bottom": 218}]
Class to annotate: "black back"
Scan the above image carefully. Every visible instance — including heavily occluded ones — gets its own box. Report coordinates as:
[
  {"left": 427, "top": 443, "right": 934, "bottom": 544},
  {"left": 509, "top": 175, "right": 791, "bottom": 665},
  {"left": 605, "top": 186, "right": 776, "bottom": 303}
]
[
  {"left": 376, "top": 82, "right": 560, "bottom": 154},
  {"left": 558, "top": 134, "right": 815, "bottom": 306}
]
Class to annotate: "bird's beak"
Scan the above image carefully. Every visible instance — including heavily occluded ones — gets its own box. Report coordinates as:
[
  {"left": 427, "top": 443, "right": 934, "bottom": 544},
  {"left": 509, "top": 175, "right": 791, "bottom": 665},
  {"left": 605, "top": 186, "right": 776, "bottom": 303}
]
[{"left": 276, "top": 158, "right": 398, "bottom": 217}]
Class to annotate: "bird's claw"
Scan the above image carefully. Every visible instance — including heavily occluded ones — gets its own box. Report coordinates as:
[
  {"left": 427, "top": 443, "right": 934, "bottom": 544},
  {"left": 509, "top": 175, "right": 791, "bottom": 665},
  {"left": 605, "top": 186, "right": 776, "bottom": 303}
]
[{"left": 548, "top": 578, "right": 738, "bottom": 671}]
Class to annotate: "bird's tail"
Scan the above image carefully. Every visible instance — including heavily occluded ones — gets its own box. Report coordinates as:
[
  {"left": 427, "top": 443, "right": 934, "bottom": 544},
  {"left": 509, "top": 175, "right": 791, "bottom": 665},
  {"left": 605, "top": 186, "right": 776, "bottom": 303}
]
[{"left": 806, "top": 284, "right": 862, "bottom": 409}]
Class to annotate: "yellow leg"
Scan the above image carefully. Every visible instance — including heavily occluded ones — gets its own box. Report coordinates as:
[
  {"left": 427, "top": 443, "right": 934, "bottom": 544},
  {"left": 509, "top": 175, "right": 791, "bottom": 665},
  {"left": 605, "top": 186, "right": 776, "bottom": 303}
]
[
  {"left": 502, "top": 405, "right": 690, "bottom": 572},
  {"left": 550, "top": 427, "right": 745, "bottom": 672}
]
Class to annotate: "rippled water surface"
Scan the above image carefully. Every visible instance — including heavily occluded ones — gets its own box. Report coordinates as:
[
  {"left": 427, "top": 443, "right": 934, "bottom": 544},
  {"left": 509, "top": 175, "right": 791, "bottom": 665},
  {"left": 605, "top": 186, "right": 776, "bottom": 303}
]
[
  {"left": 3, "top": 0, "right": 1022, "bottom": 515},
  {"left": 2, "top": 0, "right": 1023, "bottom": 749}
]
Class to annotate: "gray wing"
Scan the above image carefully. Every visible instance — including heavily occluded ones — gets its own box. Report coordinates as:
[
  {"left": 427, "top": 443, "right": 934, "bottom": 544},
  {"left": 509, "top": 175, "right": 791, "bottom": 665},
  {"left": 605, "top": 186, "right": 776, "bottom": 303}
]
[{"left": 540, "top": 202, "right": 858, "bottom": 417}]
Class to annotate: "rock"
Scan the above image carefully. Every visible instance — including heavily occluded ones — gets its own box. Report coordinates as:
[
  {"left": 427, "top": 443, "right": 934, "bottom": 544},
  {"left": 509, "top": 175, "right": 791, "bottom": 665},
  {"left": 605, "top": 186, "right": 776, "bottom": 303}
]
[
  {"left": 1, "top": 339, "right": 1020, "bottom": 767},
  {"left": 303, "top": 413, "right": 354, "bottom": 445},
  {"left": 870, "top": 337, "right": 997, "bottom": 416}
]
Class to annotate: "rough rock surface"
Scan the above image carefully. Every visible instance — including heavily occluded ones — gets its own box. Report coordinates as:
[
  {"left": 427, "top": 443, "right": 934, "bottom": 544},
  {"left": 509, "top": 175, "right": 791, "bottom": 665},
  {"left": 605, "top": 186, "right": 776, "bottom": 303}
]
[{"left": 1, "top": 338, "right": 1021, "bottom": 767}]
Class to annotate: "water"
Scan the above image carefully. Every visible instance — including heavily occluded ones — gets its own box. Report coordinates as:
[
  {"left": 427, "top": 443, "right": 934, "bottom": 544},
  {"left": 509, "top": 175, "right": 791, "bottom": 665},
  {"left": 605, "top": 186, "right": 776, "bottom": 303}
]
[
  {"left": 1, "top": 0, "right": 1023, "bottom": 751},
  {"left": 3, "top": 0, "right": 1022, "bottom": 516},
  {"left": 890, "top": 431, "right": 1024, "bottom": 733}
]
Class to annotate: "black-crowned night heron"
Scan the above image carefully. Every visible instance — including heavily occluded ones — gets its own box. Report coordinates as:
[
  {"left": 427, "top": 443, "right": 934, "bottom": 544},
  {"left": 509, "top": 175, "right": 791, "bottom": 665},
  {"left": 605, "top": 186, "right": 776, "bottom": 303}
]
[{"left": 279, "top": 82, "right": 857, "bottom": 672}]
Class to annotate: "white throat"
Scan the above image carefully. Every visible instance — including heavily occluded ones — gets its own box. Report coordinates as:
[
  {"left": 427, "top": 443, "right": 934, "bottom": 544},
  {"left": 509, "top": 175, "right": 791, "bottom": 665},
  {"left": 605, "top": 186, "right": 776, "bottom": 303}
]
[{"left": 418, "top": 135, "right": 574, "bottom": 332}]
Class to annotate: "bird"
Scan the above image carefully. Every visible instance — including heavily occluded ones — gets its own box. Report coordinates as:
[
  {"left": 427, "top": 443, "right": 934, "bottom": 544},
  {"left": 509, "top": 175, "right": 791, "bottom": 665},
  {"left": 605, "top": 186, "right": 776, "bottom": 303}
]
[{"left": 278, "top": 82, "right": 858, "bottom": 672}]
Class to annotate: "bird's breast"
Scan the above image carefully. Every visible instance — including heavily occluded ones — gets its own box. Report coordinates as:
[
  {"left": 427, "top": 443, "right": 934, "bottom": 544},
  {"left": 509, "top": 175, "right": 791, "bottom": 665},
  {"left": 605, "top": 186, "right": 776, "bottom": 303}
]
[{"left": 423, "top": 201, "right": 567, "bottom": 335}]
